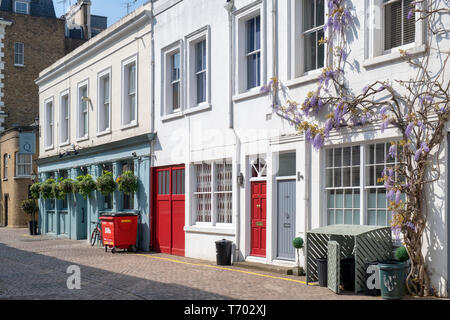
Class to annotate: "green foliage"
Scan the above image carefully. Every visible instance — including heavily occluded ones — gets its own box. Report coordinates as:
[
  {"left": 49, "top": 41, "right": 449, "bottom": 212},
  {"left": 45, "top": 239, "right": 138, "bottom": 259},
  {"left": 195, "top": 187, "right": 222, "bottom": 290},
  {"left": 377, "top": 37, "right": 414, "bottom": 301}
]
[
  {"left": 395, "top": 246, "right": 410, "bottom": 262},
  {"left": 96, "top": 171, "right": 117, "bottom": 196},
  {"left": 117, "top": 170, "right": 138, "bottom": 195},
  {"left": 30, "top": 182, "right": 41, "bottom": 199},
  {"left": 292, "top": 237, "right": 304, "bottom": 249},
  {"left": 21, "top": 199, "right": 38, "bottom": 215},
  {"left": 55, "top": 178, "right": 76, "bottom": 199},
  {"left": 40, "top": 178, "right": 56, "bottom": 199},
  {"left": 76, "top": 174, "right": 97, "bottom": 199}
]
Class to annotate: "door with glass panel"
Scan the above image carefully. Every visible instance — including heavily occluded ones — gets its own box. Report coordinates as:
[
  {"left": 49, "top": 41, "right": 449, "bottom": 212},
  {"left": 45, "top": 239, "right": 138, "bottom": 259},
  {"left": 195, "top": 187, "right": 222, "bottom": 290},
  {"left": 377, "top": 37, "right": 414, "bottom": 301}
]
[{"left": 153, "top": 165, "right": 185, "bottom": 256}]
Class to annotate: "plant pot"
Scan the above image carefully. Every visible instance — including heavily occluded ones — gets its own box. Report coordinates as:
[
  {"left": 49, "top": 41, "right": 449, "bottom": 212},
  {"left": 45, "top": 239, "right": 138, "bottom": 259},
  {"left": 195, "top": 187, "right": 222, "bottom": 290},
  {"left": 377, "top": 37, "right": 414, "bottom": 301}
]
[
  {"left": 378, "top": 261, "right": 406, "bottom": 300},
  {"left": 28, "top": 220, "right": 37, "bottom": 235},
  {"left": 292, "top": 266, "right": 305, "bottom": 276}
]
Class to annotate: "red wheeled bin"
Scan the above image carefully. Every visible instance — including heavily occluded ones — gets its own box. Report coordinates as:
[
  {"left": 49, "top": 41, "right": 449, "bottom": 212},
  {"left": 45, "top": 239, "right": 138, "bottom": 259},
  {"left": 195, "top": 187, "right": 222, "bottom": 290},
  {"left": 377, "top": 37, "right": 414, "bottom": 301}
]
[{"left": 99, "top": 213, "right": 138, "bottom": 253}]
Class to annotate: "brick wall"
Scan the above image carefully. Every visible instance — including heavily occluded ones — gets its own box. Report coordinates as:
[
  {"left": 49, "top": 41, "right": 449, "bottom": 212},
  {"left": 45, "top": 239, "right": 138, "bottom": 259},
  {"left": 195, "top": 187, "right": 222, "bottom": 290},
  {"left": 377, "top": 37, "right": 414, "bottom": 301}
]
[{"left": 1, "top": 12, "right": 66, "bottom": 130}]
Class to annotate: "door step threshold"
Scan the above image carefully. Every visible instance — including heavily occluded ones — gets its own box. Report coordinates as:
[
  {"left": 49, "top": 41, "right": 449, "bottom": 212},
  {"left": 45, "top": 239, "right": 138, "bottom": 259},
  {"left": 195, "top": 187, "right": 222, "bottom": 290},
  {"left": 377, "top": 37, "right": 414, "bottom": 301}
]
[{"left": 232, "top": 261, "right": 295, "bottom": 275}]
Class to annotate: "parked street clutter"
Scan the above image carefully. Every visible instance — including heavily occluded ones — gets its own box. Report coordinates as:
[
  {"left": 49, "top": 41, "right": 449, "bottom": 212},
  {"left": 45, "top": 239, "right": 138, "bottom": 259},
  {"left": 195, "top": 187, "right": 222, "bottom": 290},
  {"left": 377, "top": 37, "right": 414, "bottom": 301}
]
[{"left": 0, "top": 228, "right": 379, "bottom": 300}]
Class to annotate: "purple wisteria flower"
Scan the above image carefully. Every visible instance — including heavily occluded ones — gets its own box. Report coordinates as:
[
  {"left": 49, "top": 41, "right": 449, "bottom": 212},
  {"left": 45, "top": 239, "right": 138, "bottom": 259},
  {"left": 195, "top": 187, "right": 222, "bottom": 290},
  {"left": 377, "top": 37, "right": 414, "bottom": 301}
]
[
  {"left": 312, "top": 134, "right": 324, "bottom": 150},
  {"left": 381, "top": 118, "right": 390, "bottom": 133},
  {"left": 387, "top": 144, "right": 397, "bottom": 161},
  {"left": 406, "top": 221, "right": 416, "bottom": 231},
  {"left": 395, "top": 190, "right": 402, "bottom": 204},
  {"left": 405, "top": 122, "right": 414, "bottom": 139}
]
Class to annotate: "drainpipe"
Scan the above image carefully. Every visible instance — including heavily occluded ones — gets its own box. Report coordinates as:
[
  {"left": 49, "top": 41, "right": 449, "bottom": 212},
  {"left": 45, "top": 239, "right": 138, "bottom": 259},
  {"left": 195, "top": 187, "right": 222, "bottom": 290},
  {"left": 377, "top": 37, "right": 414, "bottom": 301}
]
[
  {"left": 272, "top": 0, "right": 278, "bottom": 106},
  {"left": 304, "top": 142, "right": 311, "bottom": 269},
  {"left": 224, "top": 0, "right": 241, "bottom": 260}
]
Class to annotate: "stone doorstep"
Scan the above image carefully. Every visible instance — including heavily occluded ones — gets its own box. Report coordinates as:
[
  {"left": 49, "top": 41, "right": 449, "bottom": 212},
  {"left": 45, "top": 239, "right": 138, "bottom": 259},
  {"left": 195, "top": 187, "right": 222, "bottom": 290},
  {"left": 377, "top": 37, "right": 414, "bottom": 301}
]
[{"left": 231, "top": 261, "right": 302, "bottom": 276}]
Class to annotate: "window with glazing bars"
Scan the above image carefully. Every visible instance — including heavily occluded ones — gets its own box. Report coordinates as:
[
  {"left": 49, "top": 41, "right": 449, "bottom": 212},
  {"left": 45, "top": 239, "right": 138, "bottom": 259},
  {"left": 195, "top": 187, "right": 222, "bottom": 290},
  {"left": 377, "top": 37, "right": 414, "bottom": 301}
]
[
  {"left": 60, "top": 94, "right": 69, "bottom": 144},
  {"left": 16, "top": 153, "right": 32, "bottom": 177},
  {"left": 122, "top": 161, "right": 134, "bottom": 210},
  {"left": 194, "top": 163, "right": 212, "bottom": 223},
  {"left": 195, "top": 40, "right": 207, "bottom": 104},
  {"left": 78, "top": 85, "right": 88, "bottom": 138},
  {"left": 246, "top": 15, "right": 261, "bottom": 89},
  {"left": 303, "top": 0, "right": 325, "bottom": 72},
  {"left": 215, "top": 162, "right": 232, "bottom": 224},
  {"left": 103, "top": 164, "right": 113, "bottom": 210},
  {"left": 45, "top": 100, "right": 53, "bottom": 147},
  {"left": 99, "top": 74, "right": 110, "bottom": 132},
  {"left": 326, "top": 146, "right": 361, "bottom": 225},
  {"left": 384, "top": 0, "right": 415, "bottom": 50},
  {"left": 171, "top": 52, "right": 181, "bottom": 111},
  {"left": 365, "top": 143, "right": 404, "bottom": 226},
  {"left": 127, "top": 64, "right": 136, "bottom": 123},
  {"left": 14, "top": 42, "right": 24, "bottom": 66}
]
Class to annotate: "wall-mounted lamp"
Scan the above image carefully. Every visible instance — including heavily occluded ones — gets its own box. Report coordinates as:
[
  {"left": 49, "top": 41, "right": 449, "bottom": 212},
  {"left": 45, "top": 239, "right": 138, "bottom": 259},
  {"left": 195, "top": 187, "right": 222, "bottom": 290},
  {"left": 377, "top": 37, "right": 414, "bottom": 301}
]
[{"left": 237, "top": 172, "right": 244, "bottom": 186}]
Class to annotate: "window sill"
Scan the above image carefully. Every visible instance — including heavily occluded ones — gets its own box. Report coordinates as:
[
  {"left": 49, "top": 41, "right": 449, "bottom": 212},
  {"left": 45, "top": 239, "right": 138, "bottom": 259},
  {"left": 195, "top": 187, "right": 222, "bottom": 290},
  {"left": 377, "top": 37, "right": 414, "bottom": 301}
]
[
  {"left": 59, "top": 142, "right": 70, "bottom": 148},
  {"left": 13, "top": 176, "right": 32, "bottom": 180},
  {"left": 14, "top": 64, "right": 25, "bottom": 68},
  {"left": 233, "top": 89, "right": 267, "bottom": 103},
  {"left": 184, "top": 225, "right": 235, "bottom": 236},
  {"left": 2, "top": 178, "right": 7, "bottom": 181},
  {"left": 161, "top": 111, "right": 184, "bottom": 122},
  {"left": 285, "top": 70, "right": 321, "bottom": 88},
  {"left": 184, "top": 103, "right": 211, "bottom": 115},
  {"left": 76, "top": 137, "right": 89, "bottom": 143},
  {"left": 97, "top": 129, "right": 111, "bottom": 137},
  {"left": 363, "top": 44, "right": 426, "bottom": 69},
  {"left": 120, "top": 122, "right": 138, "bottom": 130},
  {"left": 44, "top": 146, "right": 54, "bottom": 151}
]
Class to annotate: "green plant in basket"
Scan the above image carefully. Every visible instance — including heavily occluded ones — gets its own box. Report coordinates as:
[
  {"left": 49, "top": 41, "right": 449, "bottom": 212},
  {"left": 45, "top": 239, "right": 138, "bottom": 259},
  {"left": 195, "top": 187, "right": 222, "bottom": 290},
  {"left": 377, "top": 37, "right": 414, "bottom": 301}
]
[
  {"left": 117, "top": 170, "right": 138, "bottom": 195},
  {"left": 76, "top": 174, "right": 97, "bottom": 199},
  {"left": 30, "top": 182, "right": 41, "bottom": 199},
  {"left": 40, "top": 178, "right": 56, "bottom": 199},
  {"left": 96, "top": 170, "right": 116, "bottom": 196},
  {"left": 57, "top": 178, "right": 76, "bottom": 198}
]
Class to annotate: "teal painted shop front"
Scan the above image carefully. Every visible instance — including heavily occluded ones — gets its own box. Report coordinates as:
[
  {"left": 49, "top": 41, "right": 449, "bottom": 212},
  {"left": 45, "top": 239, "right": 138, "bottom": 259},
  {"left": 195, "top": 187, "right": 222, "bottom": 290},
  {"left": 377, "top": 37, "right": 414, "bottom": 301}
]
[{"left": 36, "top": 134, "right": 153, "bottom": 251}]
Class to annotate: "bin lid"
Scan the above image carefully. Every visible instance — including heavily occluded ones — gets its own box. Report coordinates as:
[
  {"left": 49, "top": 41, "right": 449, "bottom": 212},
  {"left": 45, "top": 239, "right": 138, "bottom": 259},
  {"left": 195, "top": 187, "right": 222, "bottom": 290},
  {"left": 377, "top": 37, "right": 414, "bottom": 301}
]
[{"left": 100, "top": 212, "right": 138, "bottom": 217}]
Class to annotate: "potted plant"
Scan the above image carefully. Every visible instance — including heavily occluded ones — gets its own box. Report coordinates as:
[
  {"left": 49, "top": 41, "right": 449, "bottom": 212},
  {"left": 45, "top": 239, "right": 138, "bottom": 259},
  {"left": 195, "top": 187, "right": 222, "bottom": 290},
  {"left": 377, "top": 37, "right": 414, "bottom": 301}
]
[
  {"left": 292, "top": 237, "right": 304, "bottom": 276},
  {"left": 40, "top": 178, "right": 56, "bottom": 200},
  {"left": 30, "top": 182, "right": 41, "bottom": 199},
  {"left": 117, "top": 170, "right": 138, "bottom": 195},
  {"left": 22, "top": 199, "right": 38, "bottom": 235},
  {"left": 75, "top": 174, "right": 97, "bottom": 199},
  {"left": 96, "top": 170, "right": 116, "bottom": 196}
]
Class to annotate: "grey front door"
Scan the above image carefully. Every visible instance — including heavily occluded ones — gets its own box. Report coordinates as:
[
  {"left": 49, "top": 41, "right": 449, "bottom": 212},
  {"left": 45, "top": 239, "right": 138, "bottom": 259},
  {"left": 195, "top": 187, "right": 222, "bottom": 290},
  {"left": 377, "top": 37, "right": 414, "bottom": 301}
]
[{"left": 277, "top": 180, "right": 296, "bottom": 260}]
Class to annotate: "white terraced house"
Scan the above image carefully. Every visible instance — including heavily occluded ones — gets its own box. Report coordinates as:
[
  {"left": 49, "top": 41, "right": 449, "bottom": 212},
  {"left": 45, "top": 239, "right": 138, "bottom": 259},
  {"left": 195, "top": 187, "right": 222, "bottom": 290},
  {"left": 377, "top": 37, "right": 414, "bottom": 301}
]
[{"left": 36, "top": 0, "right": 450, "bottom": 297}]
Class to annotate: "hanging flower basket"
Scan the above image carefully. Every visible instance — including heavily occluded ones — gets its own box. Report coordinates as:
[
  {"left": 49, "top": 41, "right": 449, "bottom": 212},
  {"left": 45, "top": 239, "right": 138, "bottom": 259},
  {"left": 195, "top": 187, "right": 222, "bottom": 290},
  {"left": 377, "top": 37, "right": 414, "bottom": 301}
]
[
  {"left": 30, "top": 182, "right": 41, "bottom": 199},
  {"left": 40, "top": 179, "right": 56, "bottom": 199},
  {"left": 117, "top": 170, "right": 138, "bottom": 195},
  {"left": 56, "top": 178, "right": 76, "bottom": 198},
  {"left": 76, "top": 174, "right": 97, "bottom": 199},
  {"left": 96, "top": 170, "right": 116, "bottom": 196}
]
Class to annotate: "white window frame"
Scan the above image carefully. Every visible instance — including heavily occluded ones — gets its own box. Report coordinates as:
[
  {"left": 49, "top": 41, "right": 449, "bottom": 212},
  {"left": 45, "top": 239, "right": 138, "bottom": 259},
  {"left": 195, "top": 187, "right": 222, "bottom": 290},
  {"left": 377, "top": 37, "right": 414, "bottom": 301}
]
[
  {"left": 14, "top": 0, "right": 29, "bottom": 14},
  {"left": 234, "top": 2, "right": 266, "bottom": 95},
  {"left": 59, "top": 89, "right": 70, "bottom": 147},
  {"left": 192, "top": 160, "right": 233, "bottom": 226},
  {"left": 44, "top": 97, "right": 54, "bottom": 150},
  {"left": 186, "top": 26, "right": 211, "bottom": 111},
  {"left": 289, "top": 0, "right": 329, "bottom": 81},
  {"left": 363, "top": 0, "right": 425, "bottom": 66},
  {"left": 14, "top": 42, "right": 24, "bottom": 66},
  {"left": 121, "top": 55, "right": 138, "bottom": 129},
  {"left": 97, "top": 67, "right": 112, "bottom": 135},
  {"left": 77, "top": 80, "right": 89, "bottom": 141},
  {"left": 15, "top": 153, "right": 32, "bottom": 178},
  {"left": 323, "top": 141, "right": 402, "bottom": 227},
  {"left": 162, "top": 41, "right": 183, "bottom": 118}
]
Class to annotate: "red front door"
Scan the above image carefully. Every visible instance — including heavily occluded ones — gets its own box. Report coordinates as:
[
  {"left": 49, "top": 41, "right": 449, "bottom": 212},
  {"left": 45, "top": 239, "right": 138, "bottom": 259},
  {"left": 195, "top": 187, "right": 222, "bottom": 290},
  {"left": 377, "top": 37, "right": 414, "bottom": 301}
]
[
  {"left": 153, "top": 165, "right": 185, "bottom": 256},
  {"left": 251, "top": 181, "right": 266, "bottom": 257}
]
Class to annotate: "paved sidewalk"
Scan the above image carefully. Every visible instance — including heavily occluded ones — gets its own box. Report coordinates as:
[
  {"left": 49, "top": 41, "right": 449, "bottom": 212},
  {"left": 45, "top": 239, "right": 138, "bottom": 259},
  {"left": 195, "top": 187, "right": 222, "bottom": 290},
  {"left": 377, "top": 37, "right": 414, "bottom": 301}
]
[{"left": 0, "top": 227, "right": 380, "bottom": 300}]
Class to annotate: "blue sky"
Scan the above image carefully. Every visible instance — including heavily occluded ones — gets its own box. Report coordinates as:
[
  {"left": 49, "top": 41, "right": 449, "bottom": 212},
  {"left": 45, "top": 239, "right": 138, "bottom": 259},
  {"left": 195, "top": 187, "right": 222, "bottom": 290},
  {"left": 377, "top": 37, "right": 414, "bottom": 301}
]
[{"left": 54, "top": 0, "right": 149, "bottom": 26}]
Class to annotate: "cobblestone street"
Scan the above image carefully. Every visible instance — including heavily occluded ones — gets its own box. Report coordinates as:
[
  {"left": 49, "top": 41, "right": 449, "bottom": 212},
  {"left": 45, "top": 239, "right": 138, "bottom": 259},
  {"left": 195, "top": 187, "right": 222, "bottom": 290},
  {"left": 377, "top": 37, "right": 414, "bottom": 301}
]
[{"left": 0, "top": 228, "right": 381, "bottom": 300}]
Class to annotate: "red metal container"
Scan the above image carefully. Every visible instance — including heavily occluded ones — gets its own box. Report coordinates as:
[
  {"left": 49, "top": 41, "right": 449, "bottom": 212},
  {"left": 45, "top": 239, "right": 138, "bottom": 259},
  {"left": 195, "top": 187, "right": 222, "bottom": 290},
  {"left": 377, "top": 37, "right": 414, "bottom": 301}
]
[{"left": 99, "top": 213, "right": 138, "bottom": 253}]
